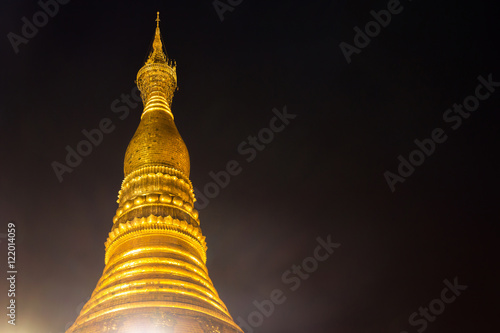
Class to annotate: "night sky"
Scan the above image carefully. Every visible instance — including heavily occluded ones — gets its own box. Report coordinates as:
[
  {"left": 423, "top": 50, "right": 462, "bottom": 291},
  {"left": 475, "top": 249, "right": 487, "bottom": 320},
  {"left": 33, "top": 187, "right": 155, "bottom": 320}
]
[{"left": 0, "top": 0, "right": 499, "bottom": 332}]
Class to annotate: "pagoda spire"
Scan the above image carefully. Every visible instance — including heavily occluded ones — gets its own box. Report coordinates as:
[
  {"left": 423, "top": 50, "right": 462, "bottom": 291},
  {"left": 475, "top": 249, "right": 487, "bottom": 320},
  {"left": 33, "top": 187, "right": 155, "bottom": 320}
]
[
  {"left": 147, "top": 11, "right": 167, "bottom": 64},
  {"left": 125, "top": 13, "right": 187, "bottom": 177},
  {"left": 65, "top": 14, "right": 243, "bottom": 333}
]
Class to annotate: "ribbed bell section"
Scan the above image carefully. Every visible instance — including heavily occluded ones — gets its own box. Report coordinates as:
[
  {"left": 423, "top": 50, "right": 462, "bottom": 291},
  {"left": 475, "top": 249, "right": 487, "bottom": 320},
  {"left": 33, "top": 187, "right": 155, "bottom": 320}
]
[
  {"left": 65, "top": 13, "right": 243, "bottom": 333},
  {"left": 143, "top": 91, "right": 172, "bottom": 118}
]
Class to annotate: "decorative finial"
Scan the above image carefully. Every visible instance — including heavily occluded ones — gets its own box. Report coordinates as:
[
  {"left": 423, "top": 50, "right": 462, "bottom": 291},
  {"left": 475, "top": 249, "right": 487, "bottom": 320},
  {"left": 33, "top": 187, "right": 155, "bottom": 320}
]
[{"left": 145, "top": 11, "right": 167, "bottom": 64}]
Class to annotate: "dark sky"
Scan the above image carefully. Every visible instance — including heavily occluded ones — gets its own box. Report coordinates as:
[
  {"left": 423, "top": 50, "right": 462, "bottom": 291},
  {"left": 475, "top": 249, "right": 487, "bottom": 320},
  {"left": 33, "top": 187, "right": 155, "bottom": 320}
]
[{"left": 0, "top": 0, "right": 499, "bottom": 332}]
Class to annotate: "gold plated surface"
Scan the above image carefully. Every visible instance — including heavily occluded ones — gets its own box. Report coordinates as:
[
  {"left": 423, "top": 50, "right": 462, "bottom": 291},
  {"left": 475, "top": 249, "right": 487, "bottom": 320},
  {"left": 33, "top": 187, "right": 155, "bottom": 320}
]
[
  {"left": 66, "top": 13, "right": 242, "bottom": 333},
  {"left": 124, "top": 12, "right": 189, "bottom": 178}
]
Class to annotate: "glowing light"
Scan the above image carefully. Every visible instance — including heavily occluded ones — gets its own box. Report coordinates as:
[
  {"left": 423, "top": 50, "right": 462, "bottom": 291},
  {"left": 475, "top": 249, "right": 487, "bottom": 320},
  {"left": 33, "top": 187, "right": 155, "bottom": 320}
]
[{"left": 121, "top": 321, "right": 174, "bottom": 333}]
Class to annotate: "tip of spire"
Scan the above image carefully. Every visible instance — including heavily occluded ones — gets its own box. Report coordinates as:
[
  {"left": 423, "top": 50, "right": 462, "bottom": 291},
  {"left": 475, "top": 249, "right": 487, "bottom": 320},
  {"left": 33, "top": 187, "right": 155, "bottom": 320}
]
[{"left": 145, "top": 11, "right": 168, "bottom": 64}]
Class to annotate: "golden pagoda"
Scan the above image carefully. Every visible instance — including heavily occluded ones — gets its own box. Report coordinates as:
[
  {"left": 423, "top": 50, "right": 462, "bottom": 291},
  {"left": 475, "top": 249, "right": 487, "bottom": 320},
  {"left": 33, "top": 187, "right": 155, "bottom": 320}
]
[{"left": 66, "top": 13, "right": 243, "bottom": 333}]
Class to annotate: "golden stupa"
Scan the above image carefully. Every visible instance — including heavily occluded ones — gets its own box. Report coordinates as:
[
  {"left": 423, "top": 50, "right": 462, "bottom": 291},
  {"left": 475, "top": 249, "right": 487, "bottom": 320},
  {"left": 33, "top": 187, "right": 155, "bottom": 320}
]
[{"left": 66, "top": 13, "right": 243, "bottom": 333}]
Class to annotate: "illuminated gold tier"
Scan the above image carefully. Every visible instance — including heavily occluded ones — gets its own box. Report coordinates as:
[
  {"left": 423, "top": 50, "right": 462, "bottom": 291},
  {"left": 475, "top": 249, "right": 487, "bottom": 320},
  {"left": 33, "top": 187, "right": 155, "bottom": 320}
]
[{"left": 66, "top": 13, "right": 242, "bottom": 333}]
